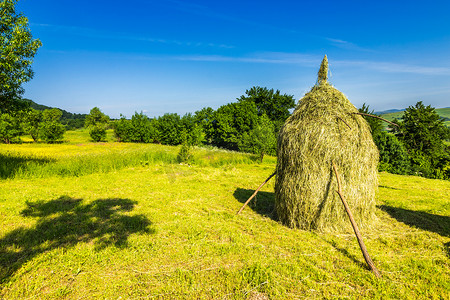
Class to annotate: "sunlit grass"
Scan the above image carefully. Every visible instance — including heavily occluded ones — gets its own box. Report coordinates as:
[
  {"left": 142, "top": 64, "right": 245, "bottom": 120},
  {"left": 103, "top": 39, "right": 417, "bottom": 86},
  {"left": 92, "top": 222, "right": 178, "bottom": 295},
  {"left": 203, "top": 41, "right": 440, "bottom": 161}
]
[
  {"left": 0, "top": 130, "right": 448, "bottom": 298},
  {"left": 0, "top": 129, "right": 270, "bottom": 179}
]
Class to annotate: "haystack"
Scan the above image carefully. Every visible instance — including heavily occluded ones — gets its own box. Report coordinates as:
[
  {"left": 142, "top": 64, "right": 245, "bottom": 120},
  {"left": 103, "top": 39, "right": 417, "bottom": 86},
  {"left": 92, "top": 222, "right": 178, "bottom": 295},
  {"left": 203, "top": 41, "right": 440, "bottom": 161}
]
[{"left": 275, "top": 56, "right": 379, "bottom": 232}]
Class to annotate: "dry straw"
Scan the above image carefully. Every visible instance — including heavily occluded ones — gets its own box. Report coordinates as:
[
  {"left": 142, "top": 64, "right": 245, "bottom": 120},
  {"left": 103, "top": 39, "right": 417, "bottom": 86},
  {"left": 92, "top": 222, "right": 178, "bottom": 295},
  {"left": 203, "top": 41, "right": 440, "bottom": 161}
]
[{"left": 275, "top": 55, "right": 379, "bottom": 232}]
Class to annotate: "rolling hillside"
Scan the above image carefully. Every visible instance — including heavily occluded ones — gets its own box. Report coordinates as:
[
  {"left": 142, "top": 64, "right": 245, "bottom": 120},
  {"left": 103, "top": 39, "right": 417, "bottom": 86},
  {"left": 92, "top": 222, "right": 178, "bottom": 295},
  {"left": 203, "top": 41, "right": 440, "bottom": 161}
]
[{"left": 380, "top": 107, "right": 450, "bottom": 127}]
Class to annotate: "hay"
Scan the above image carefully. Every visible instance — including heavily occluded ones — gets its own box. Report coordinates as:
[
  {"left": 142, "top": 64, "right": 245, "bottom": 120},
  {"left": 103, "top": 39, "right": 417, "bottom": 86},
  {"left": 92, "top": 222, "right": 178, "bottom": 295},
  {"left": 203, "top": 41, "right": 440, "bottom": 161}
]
[{"left": 275, "top": 56, "right": 379, "bottom": 232}]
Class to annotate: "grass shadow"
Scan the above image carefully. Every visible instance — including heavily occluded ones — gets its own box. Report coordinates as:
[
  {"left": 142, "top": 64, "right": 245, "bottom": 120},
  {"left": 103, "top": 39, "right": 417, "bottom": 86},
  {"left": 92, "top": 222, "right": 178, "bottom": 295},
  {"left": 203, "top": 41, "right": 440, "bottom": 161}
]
[
  {"left": 378, "top": 185, "right": 400, "bottom": 190},
  {"left": 378, "top": 205, "right": 449, "bottom": 237},
  {"left": 233, "top": 188, "right": 275, "bottom": 219},
  {"left": 0, "top": 152, "right": 54, "bottom": 179},
  {"left": 0, "top": 196, "right": 154, "bottom": 284}
]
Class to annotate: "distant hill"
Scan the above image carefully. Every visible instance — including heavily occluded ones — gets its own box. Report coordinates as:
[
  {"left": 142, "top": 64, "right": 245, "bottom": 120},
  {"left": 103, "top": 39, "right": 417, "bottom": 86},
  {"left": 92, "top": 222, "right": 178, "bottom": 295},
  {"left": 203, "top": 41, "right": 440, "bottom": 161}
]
[
  {"left": 23, "top": 99, "right": 86, "bottom": 120},
  {"left": 375, "top": 108, "right": 404, "bottom": 115},
  {"left": 379, "top": 107, "right": 450, "bottom": 128},
  {"left": 23, "top": 99, "right": 86, "bottom": 129}
]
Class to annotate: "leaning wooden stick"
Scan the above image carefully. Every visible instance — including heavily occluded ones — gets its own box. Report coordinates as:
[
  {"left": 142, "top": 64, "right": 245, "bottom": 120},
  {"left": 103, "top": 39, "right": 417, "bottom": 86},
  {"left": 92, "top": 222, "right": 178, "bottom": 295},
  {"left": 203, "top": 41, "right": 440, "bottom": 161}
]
[
  {"left": 353, "top": 112, "right": 399, "bottom": 128},
  {"left": 332, "top": 162, "right": 381, "bottom": 278},
  {"left": 237, "top": 171, "right": 277, "bottom": 215}
]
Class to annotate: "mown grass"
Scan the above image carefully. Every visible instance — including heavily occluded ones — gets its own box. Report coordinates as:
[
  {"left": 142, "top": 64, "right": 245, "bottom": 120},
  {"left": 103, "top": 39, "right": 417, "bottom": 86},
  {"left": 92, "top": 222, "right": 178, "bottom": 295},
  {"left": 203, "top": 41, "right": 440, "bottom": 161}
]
[{"left": 0, "top": 130, "right": 449, "bottom": 299}]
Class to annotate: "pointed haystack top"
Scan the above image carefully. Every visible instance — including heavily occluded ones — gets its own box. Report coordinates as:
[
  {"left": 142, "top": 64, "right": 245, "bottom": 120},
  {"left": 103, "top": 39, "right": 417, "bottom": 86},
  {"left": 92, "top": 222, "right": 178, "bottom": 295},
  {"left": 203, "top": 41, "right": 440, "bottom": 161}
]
[{"left": 317, "top": 55, "right": 328, "bottom": 85}]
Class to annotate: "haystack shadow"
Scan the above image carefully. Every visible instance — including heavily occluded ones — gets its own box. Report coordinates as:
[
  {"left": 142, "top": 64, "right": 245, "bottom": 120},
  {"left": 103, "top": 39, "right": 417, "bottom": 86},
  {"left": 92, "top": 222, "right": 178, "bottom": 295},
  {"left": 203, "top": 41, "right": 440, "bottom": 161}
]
[
  {"left": 378, "top": 205, "right": 449, "bottom": 238},
  {"left": 0, "top": 196, "right": 153, "bottom": 283},
  {"left": 233, "top": 188, "right": 276, "bottom": 219}
]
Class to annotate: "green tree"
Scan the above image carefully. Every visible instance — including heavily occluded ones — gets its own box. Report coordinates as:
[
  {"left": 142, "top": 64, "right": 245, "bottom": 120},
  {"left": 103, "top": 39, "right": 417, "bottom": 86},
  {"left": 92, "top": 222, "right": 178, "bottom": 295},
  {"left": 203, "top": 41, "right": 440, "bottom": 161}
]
[
  {"left": 39, "top": 108, "right": 65, "bottom": 143},
  {"left": 237, "top": 86, "right": 295, "bottom": 129},
  {"left": 374, "top": 131, "right": 410, "bottom": 175},
  {"left": 194, "top": 107, "right": 215, "bottom": 144},
  {"left": 1, "top": 0, "right": 42, "bottom": 113},
  {"left": 212, "top": 101, "right": 259, "bottom": 150},
  {"left": 23, "top": 108, "right": 42, "bottom": 142},
  {"left": 113, "top": 115, "right": 133, "bottom": 142},
  {"left": 392, "top": 101, "right": 449, "bottom": 179},
  {"left": 238, "top": 114, "right": 277, "bottom": 162},
  {"left": 130, "top": 112, "right": 158, "bottom": 143},
  {"left": 157, "top": 113, "right": 184, "bottom": 145},
  {"left": 113, "top": 113, "right": 159, "bottom": 143},
  {"left": 0, "top": 112, "right": 22, "bottom": 143},
  {"left": 181, "top": 113, "right": 204, "bottom": 146},
  {"left": 85, "top": 107, "right": 109, "bottom": 142}
]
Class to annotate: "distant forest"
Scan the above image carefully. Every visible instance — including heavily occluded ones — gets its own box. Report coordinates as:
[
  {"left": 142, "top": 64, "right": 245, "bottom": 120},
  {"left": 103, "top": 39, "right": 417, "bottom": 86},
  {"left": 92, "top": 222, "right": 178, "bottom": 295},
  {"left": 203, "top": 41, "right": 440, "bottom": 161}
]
[{"left": 22, "top": 99, "right": 86, "bottom": 129}]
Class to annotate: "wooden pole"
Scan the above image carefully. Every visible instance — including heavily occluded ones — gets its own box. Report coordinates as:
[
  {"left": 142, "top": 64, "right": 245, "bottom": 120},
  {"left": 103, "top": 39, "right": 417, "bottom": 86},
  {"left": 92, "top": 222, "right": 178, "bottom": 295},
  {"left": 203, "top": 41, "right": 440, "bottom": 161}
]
[
  {"left": 331, "top": 162, "right": 381, "bottom": 278},
  {"left": 353, "top": 112, "right": 399, "bottom": 128},
  {"left": 236, "top": 171, "right": 276, "bottom": 215},
  {"left": 337, "top": 116, "right": 352, "bottom": 129}
]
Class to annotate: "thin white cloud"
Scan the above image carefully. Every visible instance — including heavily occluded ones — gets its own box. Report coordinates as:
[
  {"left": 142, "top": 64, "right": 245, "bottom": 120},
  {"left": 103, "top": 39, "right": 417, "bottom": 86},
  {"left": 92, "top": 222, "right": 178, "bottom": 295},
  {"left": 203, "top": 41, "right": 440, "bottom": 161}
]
[
  {"left": 325, "top": 37, "right": 375, "bottom": 52},
  {"left": 171, "top": 52, "right": 319, "bottom": 65},
  {"left": 30, "top": 23, "right": 235, "bottom": 49},
  {"left": 334, "top": 60, "right": 450, "bottom": 75}
]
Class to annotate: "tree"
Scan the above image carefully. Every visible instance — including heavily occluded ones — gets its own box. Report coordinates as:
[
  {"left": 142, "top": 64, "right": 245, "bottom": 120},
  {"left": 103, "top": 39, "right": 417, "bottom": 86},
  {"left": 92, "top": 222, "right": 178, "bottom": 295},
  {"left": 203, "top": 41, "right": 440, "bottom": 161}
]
[
  {"left": 212, "top": 100, "right": 259, "bottom": 150},
  {"left": 113, "top": 112, "right": 159, "bottom": 143},
  {"left": 113, "top": 115, "right": 133, "bottom": 142},
  {"left": 130, "top": 112, "right": 158, "bottom": 143},
  {"left": 85, "top": 107, "right": 109, "bottom": 142},
  {"left": 0, "top": 112, "right": 22, "bottom": 143},
  {"left": 394, "top": 102, "right": 448, "bottom": 156},
  {"left": 22, "top": 108, "right": 42, "bottom": 142},
  {"left": 238, "top": 114, "right": 277, "bottom": 162},
  {"left": 194, "top": 107, "right": 215, "bottom": 144},
  {"left": 181, "top": 113, "right": 204, "bottom": 146},
  {"left": 237, "top": 86, "right": 295, "bottom": 129},
  {"left": 1, "top": 0, "right": 42, "bottom": 113},
  {"left": 156, "top": 113, "right": 184, "bottom": 145},
  {"left": 374, "top": 131, "right": 410, "bottom": 175},
  {"left": 392, "top": 101, "right": 449, "bottom": 179},
  {"left": 39, "top": 108, "right": 65, "bottom": 143}
]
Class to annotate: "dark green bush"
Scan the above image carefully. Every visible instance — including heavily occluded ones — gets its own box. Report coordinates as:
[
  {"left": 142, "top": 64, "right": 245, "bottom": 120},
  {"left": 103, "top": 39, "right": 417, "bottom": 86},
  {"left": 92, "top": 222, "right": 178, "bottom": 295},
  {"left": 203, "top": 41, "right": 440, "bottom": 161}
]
[
  {"left": 39, "top": 109, "right": 65, "bottom": 143},
  {"left": 0, "top": 113, "right": 22, "bottom": 143},
  {"left": 374, "top": 131, "right": 410, "bottom": 175},
  {"left": 113, "top": 113, "right": 159, "bottom": 143},
  {"left": 89, "top": 126, "right": 107, "bottom": 142}
]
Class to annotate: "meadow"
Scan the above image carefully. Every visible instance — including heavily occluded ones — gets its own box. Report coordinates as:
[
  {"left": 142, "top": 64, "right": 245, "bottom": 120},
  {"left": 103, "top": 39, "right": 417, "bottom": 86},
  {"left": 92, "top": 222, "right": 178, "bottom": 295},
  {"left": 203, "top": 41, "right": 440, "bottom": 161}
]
[{"left": 0, "top": 130, "right": 449, "bottom": 299}]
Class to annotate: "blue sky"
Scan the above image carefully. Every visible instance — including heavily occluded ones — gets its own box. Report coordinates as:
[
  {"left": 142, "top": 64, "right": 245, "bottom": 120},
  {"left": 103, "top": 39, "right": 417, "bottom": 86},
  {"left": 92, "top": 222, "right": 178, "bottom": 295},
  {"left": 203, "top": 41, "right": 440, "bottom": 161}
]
[{"left": 18, "top": 0, "right": 450, "bottom": 118}]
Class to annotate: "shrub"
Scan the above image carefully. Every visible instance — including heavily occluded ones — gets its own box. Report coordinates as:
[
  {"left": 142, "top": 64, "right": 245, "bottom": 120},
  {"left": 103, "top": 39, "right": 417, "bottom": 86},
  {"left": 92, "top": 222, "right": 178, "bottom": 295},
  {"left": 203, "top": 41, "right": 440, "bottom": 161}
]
[
  {"left": 0, "top": 113, "right": 22, "bottom": 143},
  {"left": 113, "top": 113, "right": 159, "bottom": 143},
  {"left": 374, "top": 131, "right": 410, "bottom": 175},
  {"left": 238, "top": 114, "right": 276, "bottom": 162},
  {"left": 85, "top": 107, "right": 109, "bottom": 142},
  {"left": 157, "top": 113, "right": 183, "bottom": 145},
  {"left": 39, "top": 109, "right": 65, "bottom": 143},
  {"left": 23, "top": 109, "right": 42, "bottom": 142},
  {"left": 89, "top": 126, "right": 107, "bottom": 142},
  {"left": 177, "top": 143, "right": 192, "bottom": 163}
]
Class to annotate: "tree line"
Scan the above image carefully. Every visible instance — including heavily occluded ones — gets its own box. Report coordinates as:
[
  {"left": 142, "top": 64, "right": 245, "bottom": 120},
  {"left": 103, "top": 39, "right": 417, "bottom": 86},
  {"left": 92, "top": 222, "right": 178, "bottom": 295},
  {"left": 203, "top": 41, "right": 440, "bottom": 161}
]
[{"left": 2, "top": 86, "right": 449, "bottom": 179}]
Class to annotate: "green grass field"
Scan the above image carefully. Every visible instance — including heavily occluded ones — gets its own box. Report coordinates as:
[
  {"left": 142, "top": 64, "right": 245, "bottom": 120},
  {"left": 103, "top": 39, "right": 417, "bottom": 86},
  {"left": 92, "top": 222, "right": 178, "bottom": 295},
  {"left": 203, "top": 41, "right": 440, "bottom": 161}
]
[{"left": 0, "top": 130, "right": 449, "bottom": 299}]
